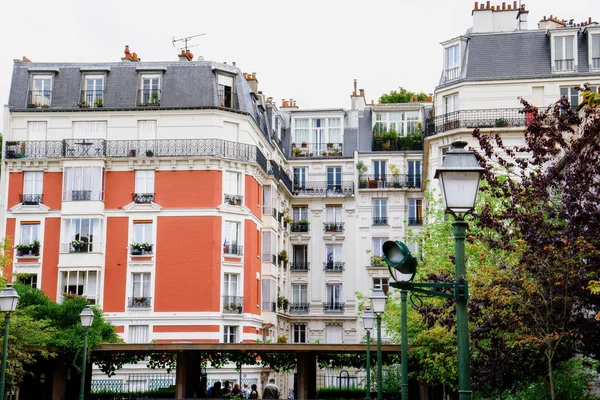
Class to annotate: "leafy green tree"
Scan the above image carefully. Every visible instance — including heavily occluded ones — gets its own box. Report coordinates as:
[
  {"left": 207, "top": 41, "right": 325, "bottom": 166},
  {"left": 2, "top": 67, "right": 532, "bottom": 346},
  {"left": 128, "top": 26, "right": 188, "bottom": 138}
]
[{"left": 379, "top": 87, "right": 430, "bottom": 103}]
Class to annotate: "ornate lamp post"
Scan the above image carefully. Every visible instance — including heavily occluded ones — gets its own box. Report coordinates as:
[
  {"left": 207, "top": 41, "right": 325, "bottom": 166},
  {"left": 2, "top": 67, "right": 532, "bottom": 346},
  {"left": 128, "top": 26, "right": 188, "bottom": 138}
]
[
  {"left": 79, "top": 306, "right": 95, "bottom": 400},
  {"left": 0, "top": 285, "right": 19, "bottom": 398},
  {"left": 434, "top": 141, "right": 484, "bottom": 400},
  {"left": 362, "top": 309, "right": 374, "bottom": 400},
  {"left": 370, "top": 289, "right": 387, "bottom": 400}
]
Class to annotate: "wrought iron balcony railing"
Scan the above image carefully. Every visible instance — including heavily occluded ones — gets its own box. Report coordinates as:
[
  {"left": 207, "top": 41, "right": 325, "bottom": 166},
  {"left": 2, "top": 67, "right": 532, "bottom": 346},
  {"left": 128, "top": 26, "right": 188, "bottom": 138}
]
[
  {"left": 218, "top": 89, "right": 238, "bottom": 109},
  {"left": 291, "top": 142, "right": 343, "bottom": 157},
  {"left": 324, "top": 222, "right": 344, "bottom": 232},
  {"left": 290, "top": 302, "right": 309, "bottom": 312},
  {"left": 224, "top": 194, "right": 243, "bottom": 206},
  {"left": 267, "top": 160, "right": 294, "bottom": 194},
  {"left": 290, "top": 262, "right": 310, "bottom": 271},
  {"left": 372, "top": 136, "right": 423, "bottom": 152},
  {"left": 133, "top": 193, "right": 154, "bottom": 204},
  {"left": 138, "top": 89, "right": 161, "bottom": 106},
  {"left": 4, "top": 138, "right": 268, "bottom": 173},
  {"left": 372, "top": 217, "right": 388, "bottom": 226},
  {"left": 358, "top": 174, "right": 421, "bottom": 189},
  {"left": 223, "top": 243, "right": 243, "bottom": 256},
  {"left": 323, "top": 302, "right": 345, "bottom": 312},
  {"left": 28, "top": 90, "right": 52, "bottom": 108},
  {"left": 128, "top": 296, "right": 152, "bottom": 308},
  {"left": 554, "top": 59, "right": 575, "bottom": 72},
  {"left": 20, "top": 194, "right": 42, "bottom": 205},
  {"left": 80, "top": 90, "right": 104, "bottom": 108},
  {"left": 323, "top": 261, "right": 345, "bottom": 272},
  {"left": 408, "top": 217, "right": 423, "bottom": 226},
  {"left": 424, "top": 108, "right": 528, "bottom": 136},
  {"left": 292, "top": 182, "right": 354, "bottom": 197},
  {"left": 291, "top": 222, "right": 310, "bottom": 232},
  {"left": 222, "top": 295, "right": 243, "bottom": 314}
]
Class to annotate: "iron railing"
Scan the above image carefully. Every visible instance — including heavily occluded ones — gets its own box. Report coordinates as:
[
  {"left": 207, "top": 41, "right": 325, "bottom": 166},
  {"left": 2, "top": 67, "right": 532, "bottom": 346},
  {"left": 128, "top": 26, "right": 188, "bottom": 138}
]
[
  {"left": 218, "top": 89, "right": 238, "bottom": 109},
  {"left": 80, "top": 90, "right": 104, "bottom": 107},
  {"left": 324, "top": 261, "right": 345, "bottom": 272},
  {"left": 267, "top": 160, "right": 294, "bottom": 193},
  {"left": 324, "top": 222, "right": 344, "bottom": 232},
  {"left": 224, "top": 194, "right": 243, "bottom": 206},
  {"left": 128, "top": 296, "right": 152, "bottom": 308},
  {"left": 290, "top": 262, "right": 310, "bottom": 271},
  {"left": 290, "top": 302, "right": 309, "bottom": 312},
  {"left": 323, "top": 302, "right": 345, "bottom": 312},
  {"left": 408, "top": 217, "right": 423, "bottom": 225},
  {"left": 91, "top": 373, "right": 175, "bottom": 393},
  {"left": 359, "top": 174, "right": 421, "bottom": 189},
  {"left": 291, "top": 142, "right": 343, "bottom": 157},
  {"left": 20, "top": 194, "right": 42, "bottom": 205},
  {"left": 223, "top": 295, "right": 243, "bottom": 314},
  {"left": 291, "top": 222, "right": 310, "bottom": 232},
  {"left": 223, "top": 243, "right": 243, "bottom": 256},
  {"left": 133, "top": 193, "right": 154, "bottom": 203},
  {"left": 373, "top": 217, "right": 388, "bottom": 226},
  {"left": 424, "top": 108, "right": 527, "bottom": 136},
  {"left": 138, "top": 89, "right": 161, "bottom": 106},
  {"left": 292, "top": 181, "right": 354, "bottom": 197},
  {"left": 4, "top": 138, "right": 269, "bottom": 173},
  {"left": 372, "top": 136, "right": 423, "bottom": 152},
  {"left": 554, "top": 59, "right": 575, "bottom": 72},
  {"left": 28, "top": 90, "right": 51, "bottom": 108}
]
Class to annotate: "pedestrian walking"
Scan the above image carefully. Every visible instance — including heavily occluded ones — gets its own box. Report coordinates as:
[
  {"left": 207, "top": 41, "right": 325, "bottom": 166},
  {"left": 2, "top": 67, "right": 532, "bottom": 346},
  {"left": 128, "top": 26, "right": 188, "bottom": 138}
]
[
  {"left": 249, "top": 384, "right": 259, "bottom": 399},
  {"left": 262, "top": 378, "right": 280, "bottom": 399},
  {"left": 242, "top": 383, "right": 251, "bottom": 399}
]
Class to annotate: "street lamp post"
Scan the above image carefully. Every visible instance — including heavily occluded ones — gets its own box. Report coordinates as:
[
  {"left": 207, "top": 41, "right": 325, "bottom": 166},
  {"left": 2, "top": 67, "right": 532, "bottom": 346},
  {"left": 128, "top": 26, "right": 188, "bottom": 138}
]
[
  {"left": 434, "top": 141, "right": 484, "bottom": 400},
  {"left": 79, "top": 306, "right": 95, "bottom": 400},
  {"left": 0, "top": 285, "right": 19, "bottom": 398},
  {"left": 370, "top": 289, "right": 387, "bottom": 400},
  {"left": 362, "top": 310, "right": 374, "bottom": 400}
]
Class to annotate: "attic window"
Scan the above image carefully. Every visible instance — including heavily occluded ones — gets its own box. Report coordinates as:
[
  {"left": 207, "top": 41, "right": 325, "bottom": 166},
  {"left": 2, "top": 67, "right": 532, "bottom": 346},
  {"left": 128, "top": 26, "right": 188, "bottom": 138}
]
[
  {"left": 217, "top": 74, "right": 236, "bottom": 108},
  {"left": 445, "top": 44, "right": 460, "bottom": 81},
  {"left": 591, "top": 33, "right": 600, "bottom": 71},
  {"left": 552, "top": 34, "right": 577, "bottom": 73}
]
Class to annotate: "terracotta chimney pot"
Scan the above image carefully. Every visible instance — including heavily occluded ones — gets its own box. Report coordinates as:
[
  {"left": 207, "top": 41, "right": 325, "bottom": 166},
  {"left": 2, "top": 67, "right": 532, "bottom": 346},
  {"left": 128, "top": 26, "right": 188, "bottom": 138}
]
[
  {"left": 474, "top": 1, "right": 478, "bottom": 10},
  {"left": 502, "top": 2, "right": 506, "bottom": 10},
  {"left": 486, "top": 1, "right": 490, "bottom": 9}
]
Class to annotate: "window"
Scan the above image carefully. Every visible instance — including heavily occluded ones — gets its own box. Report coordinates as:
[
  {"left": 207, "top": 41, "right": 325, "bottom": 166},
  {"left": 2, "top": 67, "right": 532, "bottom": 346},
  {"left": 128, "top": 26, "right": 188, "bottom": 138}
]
[
  {"left": 326, "top": 284, "right": 343, "bottom": 309},
  {"left": 326, "top": 167, "right": 342, "bottom": 192},
  {"left": 294, "top": 119, "right": 309, "bottom": 146},
  {"left": 374, "top": 112, "right": 421, "bottom": 136},
  {"left": 60, "top": 270, "right": 98, "bottom": 304},
  {"left": 292, "top": 245, "right": 308, "bottom": 269},
  {"left": 218, "top": 75, "right": 235, "bottom": 108},
  {"left": 224, "top": 326, "right": 238, "bottom": 343},
  {"left": 553, "top": 35, "right": 576, "bottom": 72},
  {"left": 82, "top": 75, "right": 104, "bottom": 107},
  {"left": 445, "top": 44, "right": 460, "bottom": 81},
  {"left": 63, "top": 166, "right": 104, "bottom": 201},
  {"left": 73, "top": 121, "right": 107, "bottom": 140},
  {"left": 408, "top": 199, "right": 423, "bottom": 225},
  {"left": 293, "top": 167, "right": 307, "bottom": 190},
  {"left": 325, "top": 206, "right": 342, "bottom": 223},
  {"left": 372, "top": 237, "right": 387, "bottom": 257},
  {"left": 129, "top": 325, "right": 149, "bottom": 343},
  {"left": 326, "top": 244, "right": 342, "bottom": 269},
  {"left": 373, "top": 161, "right": 386, "bottom": 181},
  {"left": 444, "top": 94, "right": 459, "bottom": 114},
  {"left": 262, "top": 279, "right": 276, "bottom": 311},
  {"left": 407, "top": 161, "right": 422, "bottom": 188},
  {"left": 262, "top": 231, "right": 273, "bottom": 261},
  {"left": 62, "top": 218, "right": 102, "bottom": 252},
  {"left": 293, "top": 118, "right": 343, "bottom": 152},
  {"left": 262, "top": 185, "right": 272, "bottom": 215},
  {"left": 292, "top": 207, "right": 308, "bottom": 222},
  {"left": 372, "top": 199, "right": 388, "bottom": 225},
  {"left": 560, "top": 85, "right": 598, "bottom": 110},
  {"left": 292, "top": 324, "right": 307, "bottom": 343},
  {"left": 223, "top": 273, "right": 239, "bottom": 297},
  {"left": 20, "top": 222, "right": 40, "bottom": 246},
  {"left": 592, "top": 33, "right": 600, "bottom": 70},
  {"left": 134, "top": 170, "right": 155, "bottom": 203},
  {"left": 223, "top": 221, "right": 242, "bottom": 255},
  {"left": 133, "top": 221, "right": 153, "bottom": 250},
  {"left": 224, "top": 171, "right": 242, "bottom": 205},
  {"left": 16, "top": 274, "right": 37, "bottom": 288},
  {"left": 292, "top": 284, "right": 308, "bottom": 305},
  {"left": 132, "top": 273, "right": 151, "bottom": 297},
  {"left": 325, "top": 325, "right": 344, "bottom": 344},
  {"left": 373, "top": 278, "right": 390, "bottom": 294},
  {"left": 30, "top": 75, "right": 52, "bottom": 107},
  {"left": 22, "top": 171, "right": 43, "bottom": 204},
  {"left": 140, "top": 75, "right": 161, "bottom": 105}
]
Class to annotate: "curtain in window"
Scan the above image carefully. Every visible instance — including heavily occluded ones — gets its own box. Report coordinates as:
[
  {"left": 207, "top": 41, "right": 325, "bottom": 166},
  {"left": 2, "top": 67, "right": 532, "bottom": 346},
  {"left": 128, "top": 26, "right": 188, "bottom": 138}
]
[
  {"left": 225, "top": 221, "right": 240, "bottom": 245},
  {"left": 23, "top": 172, "right": 43, "bottom": 195},
  {"left": 224, "top": 171, "right": 240, "bottom": 195},
  {"left": 63, "top": 167, "right": 103, "bottom": 201},
  {"left": 372, "top": 199, "right": 387, "bottom": 218},
  {"left": 326, "top": 206, "right": 342, "bottom": 222},
  {"left": 132, "top": 273, "right": 151, "bottom": 297},
  {"left": 20, "top": 224, "right": 39, "bottom": 245},
  {"left": 133, "top": 222, "right": 152, "bottom": 243},
  {"left": 292, "top": 284, "right": 307, "bottom": 303},
  {"left": 328, "top": 118, "right": 341, "bottom": 143},
  {"left": 223, "top": 274, "right": 238, "bottom": 296},
  {"left": 326, "top": 244, "right": 342, "bottom": 262},
  {"left": 294, "top": 119, "right": 309, "bottom": 144},
  {"left": 372, "top": 238, "right": 387, "bottom": 257},
  {"left": 135, "top": 170, "right": 154, "bottom": 193}
]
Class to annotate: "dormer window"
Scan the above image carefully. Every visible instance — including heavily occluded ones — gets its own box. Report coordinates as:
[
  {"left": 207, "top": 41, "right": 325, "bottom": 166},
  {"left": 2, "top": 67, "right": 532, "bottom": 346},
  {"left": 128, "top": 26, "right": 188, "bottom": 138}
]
[
  {"left": 552, "top": 33, "right": 577, "bottom": 73},
  {"left": 590, "top": 32, "right": 600, "bottom": 71},
  {"left": 218, "top": 74, "right": 236, "bottom": 108},
  {"left": 139, "top": 74, "right": 161, "bottom": 106},
  {"left": 81, "top": 75, "right": 104, "bottom": 108},
  {"left": 445, "top": 44, "right": 460, "bottom": 81},
  {"left": 29, "top": 75, "right": 53, "bottom": 108}
]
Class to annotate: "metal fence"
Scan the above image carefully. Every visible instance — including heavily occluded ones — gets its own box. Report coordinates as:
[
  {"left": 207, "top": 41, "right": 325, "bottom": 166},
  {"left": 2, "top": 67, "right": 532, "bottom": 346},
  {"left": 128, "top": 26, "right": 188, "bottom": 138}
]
[
  {"left": 424, "top": 108, "right": 527, "bottom": 136},
  {"left": 91, "top": 372, "right": 175, "bottom": 393}
]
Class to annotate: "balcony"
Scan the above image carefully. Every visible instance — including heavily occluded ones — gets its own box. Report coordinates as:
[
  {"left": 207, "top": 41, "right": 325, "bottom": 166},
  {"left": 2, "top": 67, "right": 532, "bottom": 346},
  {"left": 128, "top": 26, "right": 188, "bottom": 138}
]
[
  {"left": 3, "top": 138, "right": 269, "bottom": 173},
  {"left": 359, "top": 174, "right": 421, "bottom": 190},
  {"left": 267, "top": 160, "right": 294, "bottom": 194},
  {"left": 323, "top": 302, "right": 345, "bottom": 312},
  {"left": 291, "top": 142, "right": 343, "bottom": 158},
  {"left": 292, "top": 182, "right": 354, "bottom": 197},
  {"left": 290, "top": 262, "right": 310, "bottom": 272},
  {"left": 28, "top": 90, "right": 51, "bottom": 108},
  {"left": 444, "top": 67, "right": 460, "bottom": 81},
  {"left": 372, "top": 136, "right": 423, "bottom": 152},
  {"left": 290, "top": 302, "right": 309, "bottom": 312},
  {"left": 291, "top": 222, "right": 310, "bottom": 233},
  {"left": 80, "top": 90, "right": 104, "bottom": 108},
  {"left": 323, "top": 261, "right": 345, "bottom": 272},
  {"left": 133, "top": 193, "right": 154, "bottom": 204},
  {"left": 20, "top": 194, "right": 42, "bottom": 205},
  {"left": 138, "top": 89, "right": 161, "bottom": 106},
  {"left": 323, "top": 222, "right": 344, "bottom": 233},
  {"left": 130, "top": 244, "right": 153, "bottom": 256},
  {"left": 224, "top": 194, "right": 243, "bottom": 206},
  {"left": 554, "top": 58, "right": 575, "bottom": 73},
  {"left": 15, "top": 243, "right": 40, "bottom": 257},
  {"left": 424, "top": 108, "right": 528, "bottom": 136},
  {"left": 63, "top": 241, "right": 100, "bottom": 253},
  {"left": 218, "top": 89, "right": 238, "bottom": 109},
  {"left": 372, "top": 217, "right": 388, "bottom": 226},
  {"left": 223, "top": 243, "right": 243, "bottom": 256},
  {"left": 223, "top": 296, "right": 243, "bottom": 314},
  {"left": 408, "top": 217, "right": 423, "bottom": 226},
  {"left": 128, "top": 296, "right": 152, "bottom": 309}
]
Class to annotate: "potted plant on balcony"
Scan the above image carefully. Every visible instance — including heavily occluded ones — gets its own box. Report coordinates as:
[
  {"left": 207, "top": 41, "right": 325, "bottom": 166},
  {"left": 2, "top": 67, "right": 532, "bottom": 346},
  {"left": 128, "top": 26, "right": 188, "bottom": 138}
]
[
  {"left": 284, "top": 215, "right": 293, "bottom": 224},
  {"left": 134, "top": 296, "right": 146, "bottom": 303},
  {"left": 149, "top": 92, "right": 159, "bottom": 105},
  {"left": 278, "top": 249, "right": 288, "bottom": 266},
  {"left": 292, "top": 147, "right": 303, "bottom": 156},
  {"left": 15, "top": 240, "right": 40, "bottom": 256},
  {"left": 131, "top": 242, "right": 152, "bottom": 255},
  {"left": 70, "top": 239, "right": 86, "bottom": 252},
  {"left": 327, "top": 142, "right": 333, "bottom": 149},
  {"left": 389, "top": 164, "right": 401, "bottom": 188},
  {"left": 93, "top": 98, "right": 103, "bottom": 108},
  {"left": 145, "top": 149, "right": 154, "bottom": 157},
  {"left": 80, "top": 100, "right": 88, "bottom": 108}
]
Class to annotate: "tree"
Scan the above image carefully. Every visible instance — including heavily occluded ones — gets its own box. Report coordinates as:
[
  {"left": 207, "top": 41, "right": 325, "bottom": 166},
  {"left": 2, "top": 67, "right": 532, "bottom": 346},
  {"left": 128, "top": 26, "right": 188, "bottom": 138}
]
[{"left": 379, "top": 87, "right": 430, "bottom": 104}]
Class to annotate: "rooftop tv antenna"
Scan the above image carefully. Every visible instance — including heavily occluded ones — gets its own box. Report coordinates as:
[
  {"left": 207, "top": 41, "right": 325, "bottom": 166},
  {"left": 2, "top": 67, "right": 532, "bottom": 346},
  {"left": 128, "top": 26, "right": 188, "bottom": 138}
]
[{"left": 172, "top": 33, "right": 206, "bottom": 52}]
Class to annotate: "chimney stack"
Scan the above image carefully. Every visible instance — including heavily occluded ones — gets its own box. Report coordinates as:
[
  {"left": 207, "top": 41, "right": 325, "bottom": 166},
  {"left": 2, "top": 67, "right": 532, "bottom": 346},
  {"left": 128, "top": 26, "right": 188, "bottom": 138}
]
[{"left": 246, "top": 72, "right": 259, "bottom": 93}]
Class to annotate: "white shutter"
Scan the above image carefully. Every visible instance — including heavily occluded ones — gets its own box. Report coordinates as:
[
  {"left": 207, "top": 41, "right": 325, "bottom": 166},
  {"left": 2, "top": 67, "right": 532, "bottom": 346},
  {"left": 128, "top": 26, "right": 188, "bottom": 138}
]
[
  {"left": 138, "top": 121, "right": 157, "bottom": 140},
  {"left": 74, "top": 122, "right": 106, "bottom": 139},
  {"left": 27, "top": 122, "right": 47, "bottom": 140},
  {"left": 129, "top": 325, "right": 149, "bottom": 343},
  {"left": 326, "top": 326, "right": 343, "bottom": 344},
  {"left": 224, "top": 122, "right": 238, "bottom": 141}
]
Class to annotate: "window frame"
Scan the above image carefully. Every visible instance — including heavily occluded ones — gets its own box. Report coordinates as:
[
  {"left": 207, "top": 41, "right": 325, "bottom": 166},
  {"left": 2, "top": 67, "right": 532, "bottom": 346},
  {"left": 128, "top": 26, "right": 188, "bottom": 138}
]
[
  {"left": 292, "top": 324, "right": 307, "bottom": 343},
  {"left": 590, "top": 31, "right": 600, "bottom": 71},
  {"left": 408, "top": 198, "right": 423, "bottom": 225},
  {"left": 20, "top": 222, "right": 40, "bottom": 246},
  {"left": 62, "top": 166, "right": 104, "bottom": 201},
  {"left": 551, "top": 32, "right": 578, "bottom": 73},
  {"left": 132, "top": 272, "right": 151, "bottom": 298},
  {"left": 23, "top": 171, "right": 43, "bottom": 196},
  {"left": 61, "top": 217, "right": 102, "bottom": 253},
  {"left": 372, "top": 237, "right": 387, "bottom": 257},
  {"left": 59, "top": 270, "right": 99, "bottom": 304},
  {"left": 139, "top": 74, "right": 162, "bottom": 105},
  {"left": 30, "top": 74, "right": 53, "bottom": 107},
  {"left": 223, "top": 325, "right": 238, "bottom": 343}
]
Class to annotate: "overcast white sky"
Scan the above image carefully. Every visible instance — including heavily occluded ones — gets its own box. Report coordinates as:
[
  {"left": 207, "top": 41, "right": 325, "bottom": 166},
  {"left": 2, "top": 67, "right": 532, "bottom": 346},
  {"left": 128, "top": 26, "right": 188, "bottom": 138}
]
[{"left": 0, "top": 0, "right": 595, "bottom": 131}]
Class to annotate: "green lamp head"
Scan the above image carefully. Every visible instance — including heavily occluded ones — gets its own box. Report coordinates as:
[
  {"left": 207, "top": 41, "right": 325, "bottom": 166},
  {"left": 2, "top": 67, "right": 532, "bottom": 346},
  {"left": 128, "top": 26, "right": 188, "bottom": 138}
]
[{"left": 382, "top": 240, "right": 417, "bottom": 282}]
